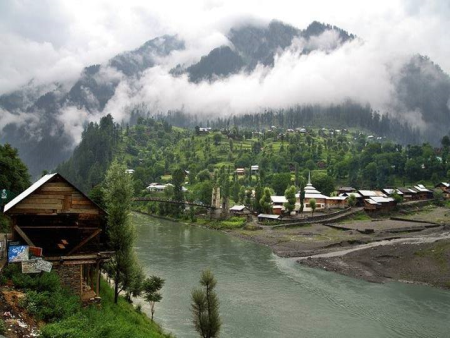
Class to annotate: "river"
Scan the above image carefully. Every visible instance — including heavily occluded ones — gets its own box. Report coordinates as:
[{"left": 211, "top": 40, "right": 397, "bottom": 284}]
[{"left": 133, "top": 213, "right": 450, "bottom": 338}]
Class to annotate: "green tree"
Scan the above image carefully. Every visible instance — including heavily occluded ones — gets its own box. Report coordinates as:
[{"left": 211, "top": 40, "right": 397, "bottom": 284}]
[
  {"left": 232, "top": 179, "right": 240, "bottom": 203},
  {"left": 172, "top": 168, "right": 185, "bottom": 217},
  {"left": 191, "top": 270, "right": 221, "bottom": 338},
  {"left": 253, "top": 183, "right": 263, "bottom": 213},
  {"left": 271, "top": 173, "right": 292, "bottom": 195},
  {"left": 259, "top": 188, "right": 272, "bottom": 214},
  {"left": 213, "top": 133, "right": 222, "bottom": 146},
  {"left": 238, "top": 186, "right": 246, "bottom": 204},
  {"left": 309, "top": 198, "right": 316, "bottom": 216},
  {"left": 0, "top": 144, "right": 31, "bottom": 194},
  {"left": 284, "top": 186, "right": 296, "bottom": 214},
  {"left": 103, "top": 160, "right": 136, "bottom": 304},
  {"left": 312, "top": 173, "right": 335, "bottom": 196},
  {"left": 299, "top": 185, "right": 305, "bottom": 213},
  {"left": 143, "top": 276, "right": 165, "bottom": 321},
  {"left": 347, "top": 194, "right": 356, "bottom": 207}
]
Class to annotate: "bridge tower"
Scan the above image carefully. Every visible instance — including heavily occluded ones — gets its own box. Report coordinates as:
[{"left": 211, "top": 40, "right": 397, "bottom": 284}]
[{"left": 211, "top": 186, "right": 221, "bottom": 209}]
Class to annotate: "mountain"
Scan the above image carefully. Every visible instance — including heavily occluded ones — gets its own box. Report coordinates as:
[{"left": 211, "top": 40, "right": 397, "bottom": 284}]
[
  {"left": 0, "top": 35, "right": 185, "bottom": 176},
  {"left": 184, "top": 20, "right": 355, "bottom": 81},
  {"left": 0, "top": 20, "right": 449, "bottom": 177}
]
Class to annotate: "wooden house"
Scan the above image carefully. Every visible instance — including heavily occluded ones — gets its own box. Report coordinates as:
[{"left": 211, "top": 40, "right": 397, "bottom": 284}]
[
  {"left": 413, "top": 185, "right": 434, "bottom": 200},
  {"left": 3, "top": 173, "right": 112, "bottom": 299},
  {"left": 397, "top": 188, "right": 418, "bottom": 201},
  {"left": 435, "top": 182, "right": 450, "bottom": 199}
]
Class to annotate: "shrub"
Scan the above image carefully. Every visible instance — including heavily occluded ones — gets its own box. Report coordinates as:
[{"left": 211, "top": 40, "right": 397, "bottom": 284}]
[
  {"left": 22, "top": 289, "right": 80, "bottom": 322},
  {"left": 0, "top": 318, "right": 5, "bottom": 335}
]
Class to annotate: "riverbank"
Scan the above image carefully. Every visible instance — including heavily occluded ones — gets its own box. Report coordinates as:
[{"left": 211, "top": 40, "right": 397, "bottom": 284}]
[
  {"left": 133, "top": 206, "right": 450, "bottom": 290},
  {"left": 0, "top": 264, "right": 169, "bottom": 338},
  {"left": 229, "top": 206, "right": 450, "bottom": 289}
]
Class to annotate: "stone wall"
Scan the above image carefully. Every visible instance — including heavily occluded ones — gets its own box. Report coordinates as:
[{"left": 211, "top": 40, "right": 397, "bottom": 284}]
[{"left": 54, "top": 264, "right": 82, "bottom": 296}]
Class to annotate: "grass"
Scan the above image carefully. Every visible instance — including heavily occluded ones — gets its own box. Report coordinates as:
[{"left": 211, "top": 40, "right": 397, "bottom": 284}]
[
  {"left": 1, "top": 265, "right": 169, "bottom": 338},
  {"left": 194, "top": 216, "right": 247, "bottom": 230},
  {"left": 41, "top": 280, "right": 169, "bottom": 338},
  {"left": 338, "top": 211, "right": 371, "bottom": 223}
]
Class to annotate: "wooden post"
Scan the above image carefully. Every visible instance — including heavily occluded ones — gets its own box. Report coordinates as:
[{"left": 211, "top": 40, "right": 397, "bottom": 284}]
[{"left": 96, "top": 261, "right": 100, "bottom": 296}]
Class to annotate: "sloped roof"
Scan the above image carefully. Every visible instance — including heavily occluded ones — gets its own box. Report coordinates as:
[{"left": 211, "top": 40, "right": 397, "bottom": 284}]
[
  {"left": 4, "top": 173, "right": 57, "bottom": 212},
  {"left": 4, "top": 173, "right": 106, "bottom": 214},
  {"left": 358, "top": 190, "right": 386, "bottom": 197},
  {"left": 271, "top": 196, "right": 287, "bottom": 204},
  {"left": 370, "top": 196, "right": 394, "bottom": 203},
  {"left": 257, "top": 214, "right": 280, "bottom": 219},
  {"left": 230, "top": 205, "right": 246, "bottom": 211},
  {"left": 382, "top": 188, "right": 403, "bottom": 195},
  {"left": 414, "top": 184, "right": 432, "bottom": 193}
]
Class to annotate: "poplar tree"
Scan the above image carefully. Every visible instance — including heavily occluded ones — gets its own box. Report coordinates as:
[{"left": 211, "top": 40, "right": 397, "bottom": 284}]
[
  {"left": 191, "top": 270, "right": 221, "bottom": 338},
  {"left": 284, "top": 185, "right": 296, "bottom": 214},
  {"left": 259, "top": 188, "right": 272, "bottom": 214},
  {"left": 103, "top": 160, "right": 136, "bottom": 304}
]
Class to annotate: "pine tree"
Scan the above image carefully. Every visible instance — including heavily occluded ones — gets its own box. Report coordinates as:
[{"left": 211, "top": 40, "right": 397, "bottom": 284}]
[
  {"left": 191, "top": 270, "right": 221, "bottom": 338},
  {"left": 143, "top": 276, "right": 165, "bottom": 321}
]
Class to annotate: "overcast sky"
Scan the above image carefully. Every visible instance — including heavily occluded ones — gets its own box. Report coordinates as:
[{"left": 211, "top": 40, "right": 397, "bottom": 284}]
[{"left": 0, "top": 0, "right": 449, "bottom": 96}]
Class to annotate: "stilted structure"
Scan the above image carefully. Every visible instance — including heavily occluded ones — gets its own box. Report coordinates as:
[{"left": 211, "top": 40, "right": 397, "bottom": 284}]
[{"left": 3, "top": 173, "right": 112, "bottom": 300}]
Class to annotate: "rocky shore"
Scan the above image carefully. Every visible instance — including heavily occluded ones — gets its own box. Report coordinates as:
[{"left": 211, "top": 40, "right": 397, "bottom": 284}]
[{"left": 231, "top": 206, "right": 450, "bottom": 289}]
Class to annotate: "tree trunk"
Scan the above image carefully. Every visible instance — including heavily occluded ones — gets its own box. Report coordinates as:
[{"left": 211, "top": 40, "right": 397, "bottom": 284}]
[{"left": 114, "top": 269, "right": 120, "bottom": 304}]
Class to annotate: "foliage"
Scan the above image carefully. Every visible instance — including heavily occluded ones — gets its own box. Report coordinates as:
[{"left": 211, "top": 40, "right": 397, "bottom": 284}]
[
  {"left": 191, "top": 270, "right": 221, "bottom": 338},
  {"left": 0, "top": 143, "right": 31, "bottom": 194},
  {"left": 103, "top": 160, "right": 137, "bottom": 303},
  {"left": 284, "top": 186, "right": 296, "bottom": 213},
  {"left": 143, "top": 276, "right": 165, "bottom": 321},
  {"left": 0, "top": 317, "right": 5, "bottom": 335},
  {"left": 347, "top": 194, "right": 356, "bottom": 207},
  {"left": 57, "top": 114, "right": 120, "bottom": 192},
  {"left": 22, "top": 289, "right": 80, "bottom": 322},
  {"left": 259, "top": 188, "right": 272, "bottom": 214},
  {"left": 309, "top": 199, "right": 317, "bottom": 216},
  {"left": 40, "top": 280, "right": 168, "bottom": 338}
]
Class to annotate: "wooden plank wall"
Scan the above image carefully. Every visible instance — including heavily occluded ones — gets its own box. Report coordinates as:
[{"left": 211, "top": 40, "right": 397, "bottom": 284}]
[{"left": 9, "top": 178, "right": 100, "bottom": 216}]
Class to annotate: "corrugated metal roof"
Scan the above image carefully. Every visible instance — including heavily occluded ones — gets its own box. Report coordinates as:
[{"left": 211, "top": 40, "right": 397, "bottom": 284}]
[
  {"left": 230, "top": 205, "right": 246, "bottom": 211},
  {"left": 257, "top": 214, "right": 280, "bottom": 219},
  {"left": 271, "top": 196, "right": 287, "bottom": 204},
  {"left": 4, "top": 173, "right": 57, "bottom": 212}
]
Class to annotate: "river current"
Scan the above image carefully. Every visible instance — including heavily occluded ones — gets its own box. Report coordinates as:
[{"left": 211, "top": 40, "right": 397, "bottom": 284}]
[{"left": 133, "top": 213, "right": 450, "bottom": 338}]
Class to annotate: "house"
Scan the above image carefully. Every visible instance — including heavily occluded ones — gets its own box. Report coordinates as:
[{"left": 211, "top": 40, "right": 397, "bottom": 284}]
[
  {"left": 146, "top": 183, "right": 168, "bottom": 192},
  {"left": 271, "top": 196, "right": 287, "bottom": 215},
  {"left": 296, "top": 173, "right": 328, "bottom": 211},
  {"left": 413, "top": 184, "right": 434, "bottom": 200},
  {"left": 382, "top": 188, "right": 403, "bottom": 197},
  {"left": 435, "top": 182, "right": 450, "bottom": 199},
  {"left": 363, "top": 196, "right": 396, "bottom": 213},
  {"left": 198, "top": 127, "right": 212, "bottom": 134},
  {"left": 358, "top": 190, "right": 387, "bottom": 198},
  {"left": 125, "top": 169, "right": 135, "bottom": 174},
  {"left": 326, "top": 196, "right": 348, "bottom": 209},
  {"left": 257, "top": 214, "right": 281, "bottom": 223},
  {"left": 146, "top": 183, "right": 187, "bottom": 192},
  {"left": 251, "top": 165, "right": 259, "bottom": 173},
  {"left": 338, "top": 187, "right": 356, "bottom": 195},
  {"left": 235, "top": 168, "right": 245, "bottom": 176},
  {"left": 229, "top": 205, "right": 250, "bottom": 215},
  {"left": 339, "top": 191, "right": 364, "bottom": 206},
  {"left": 397, "top": 188, "right": 418, "bottom": 201},
  {"left": 3, "top": 173, "right": 112, "bottom": 299}
]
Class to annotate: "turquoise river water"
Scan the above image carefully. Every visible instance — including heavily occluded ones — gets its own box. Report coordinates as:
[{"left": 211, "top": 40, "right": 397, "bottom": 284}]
[{"left": 133, "top": 213, "right": 450, "bottom": 338}]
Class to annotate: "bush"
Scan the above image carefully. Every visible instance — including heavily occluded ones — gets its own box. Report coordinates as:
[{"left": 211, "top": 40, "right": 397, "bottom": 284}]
[
  {"left": 0, "top": 318, "right": 5, "bottom": 335},
  {"left": 9, "top": 268, "right": 60, "bottom": 293},
  {"left": 22, "top": 290, "right": 80, "bottom": 322}
]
